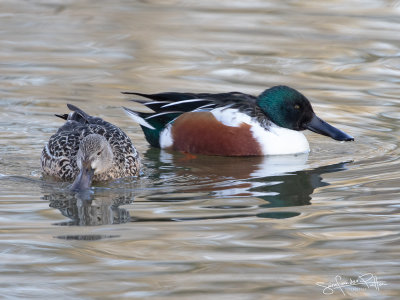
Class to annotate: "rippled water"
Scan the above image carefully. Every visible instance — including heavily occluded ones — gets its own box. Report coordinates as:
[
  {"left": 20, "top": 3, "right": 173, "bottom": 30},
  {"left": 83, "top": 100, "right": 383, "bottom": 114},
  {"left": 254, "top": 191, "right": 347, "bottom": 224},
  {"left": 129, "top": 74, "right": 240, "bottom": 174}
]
[{"left": 1, "top": 0, "right": 399, "bottom": 299}]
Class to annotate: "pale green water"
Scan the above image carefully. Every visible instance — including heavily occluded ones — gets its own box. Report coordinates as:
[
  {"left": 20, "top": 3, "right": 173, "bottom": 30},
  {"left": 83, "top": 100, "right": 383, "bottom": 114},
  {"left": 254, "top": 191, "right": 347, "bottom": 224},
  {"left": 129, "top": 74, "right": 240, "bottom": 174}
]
[{"left": 0, "top": 1, "right": 399, "bottom": 299}]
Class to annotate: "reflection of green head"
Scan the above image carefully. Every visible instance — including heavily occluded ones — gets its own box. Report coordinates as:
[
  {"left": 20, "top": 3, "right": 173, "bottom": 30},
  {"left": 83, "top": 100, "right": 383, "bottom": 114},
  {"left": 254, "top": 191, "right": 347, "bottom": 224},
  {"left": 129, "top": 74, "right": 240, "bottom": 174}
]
[{"left": 257, "top": 85, "right": 314, "bottom": 130}]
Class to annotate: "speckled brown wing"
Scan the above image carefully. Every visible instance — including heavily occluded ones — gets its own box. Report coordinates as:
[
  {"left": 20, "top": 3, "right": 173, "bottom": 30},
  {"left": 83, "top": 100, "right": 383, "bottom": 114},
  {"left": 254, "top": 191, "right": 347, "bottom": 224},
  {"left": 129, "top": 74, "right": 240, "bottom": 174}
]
[{"left": 41, "top": 105, "right": 140, "bottom": 182}]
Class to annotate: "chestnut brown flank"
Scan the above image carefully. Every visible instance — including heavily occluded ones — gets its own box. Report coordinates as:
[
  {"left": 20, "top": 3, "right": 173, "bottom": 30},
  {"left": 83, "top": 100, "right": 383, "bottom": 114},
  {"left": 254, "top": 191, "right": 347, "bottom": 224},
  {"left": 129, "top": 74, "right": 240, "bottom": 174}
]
[{"left": 171, "top": 112, "right": 263, "bottom": 156}]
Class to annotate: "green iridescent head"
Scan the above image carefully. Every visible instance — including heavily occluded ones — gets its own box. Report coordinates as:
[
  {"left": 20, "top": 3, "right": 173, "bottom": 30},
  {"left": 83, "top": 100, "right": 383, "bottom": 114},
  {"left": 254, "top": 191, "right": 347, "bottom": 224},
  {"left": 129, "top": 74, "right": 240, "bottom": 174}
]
[
  {"left": 256, "top": 85, "right": 354, "bottom": 141},
  {"left": 257, "top": 85, "right": 314, "bottom": 130}
]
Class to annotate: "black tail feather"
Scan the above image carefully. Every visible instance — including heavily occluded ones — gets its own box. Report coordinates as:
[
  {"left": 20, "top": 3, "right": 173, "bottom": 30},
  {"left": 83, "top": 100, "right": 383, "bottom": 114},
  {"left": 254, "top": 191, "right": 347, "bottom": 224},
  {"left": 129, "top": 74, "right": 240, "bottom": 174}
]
[
  {"left": 122, "top": 92, "right": 204, "bottom": 102},
  {"left": 53, "top": 104, "right": 92, "bottom": 124},
  {"left": 55, "top": 113, "right": 68, "bottom": 120},
  {"left": 67, "top": 104, "right": 90, "bottom": 119},
  {"left": 130, "top": 100, "right": 173, "bottom": 112}
]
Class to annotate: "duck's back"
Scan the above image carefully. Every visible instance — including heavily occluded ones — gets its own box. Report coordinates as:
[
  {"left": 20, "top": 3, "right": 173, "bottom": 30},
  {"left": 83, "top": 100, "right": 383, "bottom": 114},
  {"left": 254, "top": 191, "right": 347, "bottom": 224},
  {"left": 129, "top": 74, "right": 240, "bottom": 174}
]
[{"left": 41, "top": 104, "right": 140, "bottom": 181}]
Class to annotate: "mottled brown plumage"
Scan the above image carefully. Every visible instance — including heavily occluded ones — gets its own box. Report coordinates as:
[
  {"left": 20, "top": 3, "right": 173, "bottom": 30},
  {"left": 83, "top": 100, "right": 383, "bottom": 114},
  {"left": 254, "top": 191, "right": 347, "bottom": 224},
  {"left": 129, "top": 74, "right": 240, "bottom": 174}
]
[{"left": 41, "top": 104, "right": 140, "bottom": 188}]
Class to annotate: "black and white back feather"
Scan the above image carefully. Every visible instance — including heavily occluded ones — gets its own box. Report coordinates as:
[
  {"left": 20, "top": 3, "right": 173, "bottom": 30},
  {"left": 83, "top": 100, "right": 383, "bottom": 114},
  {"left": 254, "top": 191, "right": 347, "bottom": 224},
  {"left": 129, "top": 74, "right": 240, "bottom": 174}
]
[{"left": 122, "top": 91, "right": 269, "bottom": 130}]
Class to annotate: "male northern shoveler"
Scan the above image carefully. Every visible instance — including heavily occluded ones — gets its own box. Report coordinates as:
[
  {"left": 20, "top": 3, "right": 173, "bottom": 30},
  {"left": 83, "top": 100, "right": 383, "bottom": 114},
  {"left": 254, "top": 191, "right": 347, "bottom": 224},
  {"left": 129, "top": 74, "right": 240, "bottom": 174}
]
[
  {"left": 41, "top": 104, "right": 140, "bottom": 191},
  {"left": 123, "top": 85, "right": 354, "bottom": 156}
]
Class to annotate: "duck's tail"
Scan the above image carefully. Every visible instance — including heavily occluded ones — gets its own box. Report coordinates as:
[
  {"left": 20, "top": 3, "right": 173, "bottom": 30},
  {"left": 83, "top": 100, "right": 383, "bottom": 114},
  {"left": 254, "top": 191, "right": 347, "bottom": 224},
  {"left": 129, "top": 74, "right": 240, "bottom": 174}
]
[
  {"left": 123, "top": 107, "right": 181, "bottom": 147},
  {"left": 122, "top": 92, "right": 214, "bottom": 148},
  {"left": 55, "top": 104, "right": 91, "bottom": 124}
]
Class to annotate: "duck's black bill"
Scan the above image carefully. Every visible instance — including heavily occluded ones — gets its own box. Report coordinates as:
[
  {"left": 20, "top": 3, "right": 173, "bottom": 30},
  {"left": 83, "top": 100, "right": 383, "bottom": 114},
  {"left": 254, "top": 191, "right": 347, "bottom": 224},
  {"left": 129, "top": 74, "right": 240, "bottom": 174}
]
[
  {"left": 306, "top": 115, "right": 354, "bottom": 141},
  {"left": 70, "top": 165, "right": 95, "bottom": 191}
]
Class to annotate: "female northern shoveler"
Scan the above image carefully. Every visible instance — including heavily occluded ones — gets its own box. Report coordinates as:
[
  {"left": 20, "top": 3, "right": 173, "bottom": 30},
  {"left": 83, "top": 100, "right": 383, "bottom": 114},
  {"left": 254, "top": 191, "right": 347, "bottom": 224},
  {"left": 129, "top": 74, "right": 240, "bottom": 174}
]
[
  {"left": 123, "top": 85, "right": 354, "bottom": 156},
  {"left": 41, "top": 104, "right": 140, "bottom": 191}
]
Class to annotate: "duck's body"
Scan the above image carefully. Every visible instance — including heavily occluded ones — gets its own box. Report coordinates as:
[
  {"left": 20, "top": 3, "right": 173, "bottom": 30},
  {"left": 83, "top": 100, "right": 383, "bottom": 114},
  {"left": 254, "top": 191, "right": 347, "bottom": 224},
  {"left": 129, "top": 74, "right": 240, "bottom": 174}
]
[
  {"left": 157, "top": 108, "right": 309, "bottom": 156},
  {"left": 42, "top": 104, "right": 140, "bottom": 189},
  {"left": 123, "top": 86, "right": 353, "bottom": 156}
]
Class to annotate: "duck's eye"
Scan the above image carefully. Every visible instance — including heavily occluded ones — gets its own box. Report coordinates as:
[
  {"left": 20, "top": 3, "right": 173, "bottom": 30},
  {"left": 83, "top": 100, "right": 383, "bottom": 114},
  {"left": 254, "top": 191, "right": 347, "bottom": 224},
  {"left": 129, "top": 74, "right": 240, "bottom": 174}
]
[
  {"left": 97, "top": 150, "right": 102, "bottom": 156},
  {"left": 294, "top": 104, "right": 300, "bottom": 110}
]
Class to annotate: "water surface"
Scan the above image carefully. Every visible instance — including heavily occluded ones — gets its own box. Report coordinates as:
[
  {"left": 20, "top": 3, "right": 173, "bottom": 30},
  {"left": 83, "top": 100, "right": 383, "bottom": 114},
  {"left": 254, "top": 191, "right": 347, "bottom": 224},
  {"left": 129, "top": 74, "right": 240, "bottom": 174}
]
[{"left": 0, "top": 0, "right": 399, "bottom": 299}]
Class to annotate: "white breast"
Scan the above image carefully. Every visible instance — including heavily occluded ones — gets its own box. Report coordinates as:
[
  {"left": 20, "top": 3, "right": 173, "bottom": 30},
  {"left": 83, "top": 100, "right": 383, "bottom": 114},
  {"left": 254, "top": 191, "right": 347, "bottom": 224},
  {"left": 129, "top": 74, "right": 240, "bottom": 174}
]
[{"left": 250, "top": 121, "right": 310, "bottom": 155}]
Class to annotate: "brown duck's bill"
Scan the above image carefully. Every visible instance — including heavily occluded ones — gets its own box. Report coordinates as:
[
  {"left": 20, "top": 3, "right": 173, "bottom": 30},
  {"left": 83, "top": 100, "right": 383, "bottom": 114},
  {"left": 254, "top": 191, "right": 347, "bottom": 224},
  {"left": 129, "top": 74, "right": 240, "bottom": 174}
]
[
  {"left": 70, "top": 164, "right": 95, "bottom": 191},
  {"left": 306, "top": 114, "right": 354, "bottom": 141}
]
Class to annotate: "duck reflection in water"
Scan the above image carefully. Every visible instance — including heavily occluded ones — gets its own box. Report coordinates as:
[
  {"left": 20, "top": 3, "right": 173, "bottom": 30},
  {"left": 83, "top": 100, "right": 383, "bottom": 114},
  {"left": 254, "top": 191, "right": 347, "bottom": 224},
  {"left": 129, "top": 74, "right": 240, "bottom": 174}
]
[
  {"left": 42, "top": 189, "right": 134, "bottom": 226},
  {"left": 144, "top": 148, "right": 350, "bottom": 217}
]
